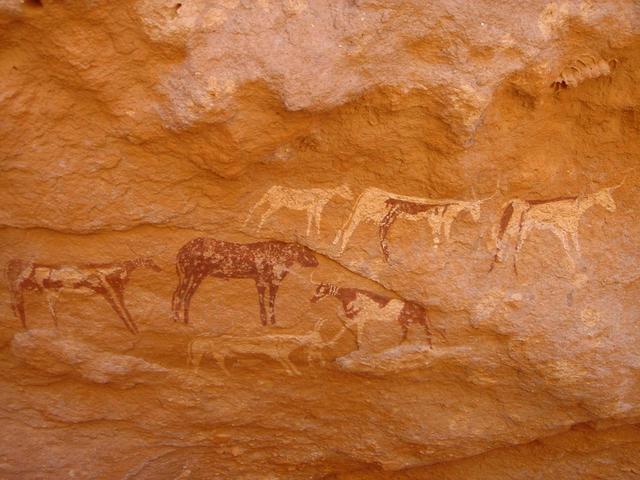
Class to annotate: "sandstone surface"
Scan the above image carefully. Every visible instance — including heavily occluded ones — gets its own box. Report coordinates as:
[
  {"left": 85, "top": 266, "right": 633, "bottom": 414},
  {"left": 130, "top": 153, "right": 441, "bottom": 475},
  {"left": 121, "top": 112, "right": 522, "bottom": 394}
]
[{"left": 1, "top": 0, "right": 640, "bottom": 478}]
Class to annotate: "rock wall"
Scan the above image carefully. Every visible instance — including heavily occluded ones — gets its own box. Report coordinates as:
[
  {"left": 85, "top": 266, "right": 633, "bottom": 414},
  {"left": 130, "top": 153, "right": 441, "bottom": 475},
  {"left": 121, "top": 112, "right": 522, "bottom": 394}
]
[{"left": 1, "top": 0, "right": 639, "bottom": 478}]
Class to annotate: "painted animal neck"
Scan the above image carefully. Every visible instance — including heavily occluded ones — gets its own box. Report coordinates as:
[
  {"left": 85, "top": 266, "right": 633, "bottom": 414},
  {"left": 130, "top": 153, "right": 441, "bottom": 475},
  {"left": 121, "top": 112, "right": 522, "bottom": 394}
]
[{"left": 577, "top": 194, "right": 596, "bottom": 213}]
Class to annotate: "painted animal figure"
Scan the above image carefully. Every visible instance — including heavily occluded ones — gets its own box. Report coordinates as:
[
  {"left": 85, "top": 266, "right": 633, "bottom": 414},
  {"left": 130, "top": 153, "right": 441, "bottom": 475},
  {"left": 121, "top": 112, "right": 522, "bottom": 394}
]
[
  {"left": 489, "top": 183, "right": 622, "bottom": 273},
  {"left": 310, "top": 282, "right": 432, "bottom": 349},
  {"left": 379, "top": 197, "right": 484, "bottom": 260},
  {"left": 172, "top": 238, "right": 318, "bottom": 326},
  {"left": 245, "top": 185, "right": 353, "bottom": 237},
  {"left": 333, "top": 187, "right": 487, "bottom": 256},
  {"left": 6, "top": 257, "right": 161, "bottom": 334},
  {"left": 187, "top": 319, "right": 330, "bottom": 376}
]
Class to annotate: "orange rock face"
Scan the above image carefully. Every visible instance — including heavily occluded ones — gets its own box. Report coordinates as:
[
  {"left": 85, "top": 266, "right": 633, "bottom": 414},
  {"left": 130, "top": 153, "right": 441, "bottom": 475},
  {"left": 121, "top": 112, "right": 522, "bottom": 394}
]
[{"left": 1, "top": 0, "right": 639, "bottom": 478}]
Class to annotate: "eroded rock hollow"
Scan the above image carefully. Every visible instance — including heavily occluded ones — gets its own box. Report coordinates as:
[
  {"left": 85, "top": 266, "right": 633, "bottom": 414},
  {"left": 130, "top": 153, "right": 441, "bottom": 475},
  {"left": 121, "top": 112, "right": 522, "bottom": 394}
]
[{"left": 1, "top": 0, "right": 640, "bottom": 478}]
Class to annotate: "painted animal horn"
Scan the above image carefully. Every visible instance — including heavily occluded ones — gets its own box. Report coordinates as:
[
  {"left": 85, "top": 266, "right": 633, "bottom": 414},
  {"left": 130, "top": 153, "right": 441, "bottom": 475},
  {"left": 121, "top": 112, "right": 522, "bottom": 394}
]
[{"left": 309, "top": 271, "right": 320, "bottom": 285}]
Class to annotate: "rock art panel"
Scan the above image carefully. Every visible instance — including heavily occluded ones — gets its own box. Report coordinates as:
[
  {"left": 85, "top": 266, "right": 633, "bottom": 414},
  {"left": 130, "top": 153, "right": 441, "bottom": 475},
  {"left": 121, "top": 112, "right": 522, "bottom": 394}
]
[{"left": 1, "top": 0, "right": 640, "bottom": 478}]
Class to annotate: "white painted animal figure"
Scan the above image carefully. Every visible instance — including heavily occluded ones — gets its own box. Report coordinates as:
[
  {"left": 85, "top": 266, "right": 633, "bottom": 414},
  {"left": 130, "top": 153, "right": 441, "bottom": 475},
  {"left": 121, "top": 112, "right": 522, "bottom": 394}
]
[
  {"left": 310, "top": 281, "right": 433, "bottom": 349},
  {"left": 489, "top": 182, "right": 622, "bottom": 273},
  {"left": 245, "top": 185, "right": 353, "bottom": 237},
  {"left": 333, "top": 187, "right": 490, "bottom": 256},
  {"left": 187, "top": 319, "right": 331, "bottom": 376}
]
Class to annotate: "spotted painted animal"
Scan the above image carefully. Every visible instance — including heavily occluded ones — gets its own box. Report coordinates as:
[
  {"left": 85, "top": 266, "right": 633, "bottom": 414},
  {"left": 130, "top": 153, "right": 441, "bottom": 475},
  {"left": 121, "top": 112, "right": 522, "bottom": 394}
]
[
  {"left": 310, "top": 282, "right": 433, "bottom": 349},
  {"left": 172, "top": 238, "right": 318, "bottom": 326}
]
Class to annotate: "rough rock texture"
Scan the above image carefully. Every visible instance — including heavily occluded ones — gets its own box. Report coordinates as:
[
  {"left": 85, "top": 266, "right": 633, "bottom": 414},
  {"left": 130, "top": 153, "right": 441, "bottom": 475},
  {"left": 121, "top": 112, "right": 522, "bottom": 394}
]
[{"left": 1, "top": 0, "right": 640, "bottom": 478}]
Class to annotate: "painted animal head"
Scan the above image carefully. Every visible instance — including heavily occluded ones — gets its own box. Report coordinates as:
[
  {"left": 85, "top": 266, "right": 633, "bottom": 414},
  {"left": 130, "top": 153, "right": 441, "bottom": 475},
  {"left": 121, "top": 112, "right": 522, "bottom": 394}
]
[
  {"left": 310, "top": 282, "right": 338, "bottom": 303},
  {"left": 594, "top": 187, "right": 617, "bottom": 212},
  {"left": 294, "top": 245, "right": 319, "bottom": 267},
  {"left": 136, "top": 257, "right": 162, "bottom": 272},
  {"left": 465, "top": 202, "right": 483, "bottom": 222},
  {"left": 336, "top": 184, "right": 353, "bottom": 200}
]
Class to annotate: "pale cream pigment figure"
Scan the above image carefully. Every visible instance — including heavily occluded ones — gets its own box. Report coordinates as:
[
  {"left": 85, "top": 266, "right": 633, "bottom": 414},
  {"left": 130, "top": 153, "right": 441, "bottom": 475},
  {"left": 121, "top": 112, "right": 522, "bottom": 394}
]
[
  {"left": 489, "top": 182, "right": 623, "bottom": 273},
  {"left": 245, "top": 185, "right": 353, "bottom": 237},
  {"left": 333, "top": 187, "right": 491, "bottom": 259},
  {"left": 187, "top": 319, "right": 338, "bottom": 376}
]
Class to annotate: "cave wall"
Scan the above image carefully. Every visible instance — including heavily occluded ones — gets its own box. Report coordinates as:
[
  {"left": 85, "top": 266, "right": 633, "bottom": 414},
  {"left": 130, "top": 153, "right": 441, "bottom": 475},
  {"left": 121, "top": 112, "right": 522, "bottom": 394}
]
[{"left": 1, "top": 0, "right": 639, "bottom": 478}]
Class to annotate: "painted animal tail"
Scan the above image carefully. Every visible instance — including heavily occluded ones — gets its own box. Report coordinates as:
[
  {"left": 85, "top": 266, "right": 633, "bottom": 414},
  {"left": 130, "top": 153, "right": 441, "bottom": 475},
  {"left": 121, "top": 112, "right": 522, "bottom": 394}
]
[{"left": 489, "top": 200, "right": 517, "bottom": 272}]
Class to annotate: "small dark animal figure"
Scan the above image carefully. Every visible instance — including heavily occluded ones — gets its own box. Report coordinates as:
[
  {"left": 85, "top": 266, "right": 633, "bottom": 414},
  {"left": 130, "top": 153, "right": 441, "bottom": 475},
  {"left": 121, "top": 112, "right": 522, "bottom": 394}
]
[
  {"left": 310, "top": 282, "right": 433, "bottom": 348},
  {"left": 6, "top": 257, "right": 161, "bottom": 334},
  {"left": 172, "top": 238, "right": 318, "bottom": 326}
]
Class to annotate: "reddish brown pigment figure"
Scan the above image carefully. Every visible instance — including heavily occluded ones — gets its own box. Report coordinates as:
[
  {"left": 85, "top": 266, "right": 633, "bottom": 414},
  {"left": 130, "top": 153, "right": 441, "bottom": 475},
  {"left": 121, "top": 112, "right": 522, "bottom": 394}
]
[
  {"left": 172, "top": 237, "right": 318, "bottom": 325},
  {"left": 6, "top": 257, "right": 161, "bottom": 334}
]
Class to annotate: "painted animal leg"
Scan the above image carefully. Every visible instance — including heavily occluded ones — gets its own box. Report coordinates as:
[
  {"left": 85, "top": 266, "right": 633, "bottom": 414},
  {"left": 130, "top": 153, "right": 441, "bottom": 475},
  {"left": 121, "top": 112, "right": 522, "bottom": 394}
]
[
  {"left": 276, "top": 353, "right": 301, "bottom": 376},
  {"left": 190, "top": 349, "right": 205, "bottom": 373},
  {"left": 313, "top": 206, "right": 323, "bottom": 236},
  {"left": 423, "top": 322, "right": 433, "bottom": 348},
  {"left": 305, "top": 210, "right": 314, "bottom": 237},
  {"left": 570, "top": 228, "right": 582, "bottom": 258},
  {"left": 283, "top": 357, "right": 302, "bottom": 376},
  {"left": 257, "top": 205, "right": 279, "bottom": 231},
  {"left": 256, "top": 282, "right": 268, "bottom": 326},
  {"left": 355, "top": 319, "right": 366, "bottom": 350},
  {"left": 400, "top": 323, "right": 409, "bottom": 342},
  {"left": 379, "top": 205, "right": 400, "bottom": 261},
  {"left": 555, "top": 230, "right": 577, "bottom": 270},
  {"left": 442, "top": 217, "right": 453, "bottom": 243},
  {"left": 514, "top": 221, "right": 533, "bottom": 274},
  {"left": 182, "top": 273, "right": 207, "bottom": 325},
  {"left": 245, "top": 195, "right": 269, "bottom": 225},
  {"left": 267, "top": 282, "right": 280, "bottom": 325},
  {"left": 44, "top": 290, "right": 60, "bottom": 328},
  {"left": 171, "top": 269, "right": 189, "bottom": 322},
  {"left": 110, "top": 284, "right": 139, "bottom": 334},
  {"left": 214, "top": 353, "right": 231, "bottom": 376},
  {"left": 11, "top": 288, "right": 27, "bottom": 328},
  {"left": 174, "top": 273, "right": 197, "bottom": 323},
  {"left": 335, "top": 211, "right": 364, "bottom": 253},
  {"left": 98, "top": 285, "right": 138, "bottom": 334}
]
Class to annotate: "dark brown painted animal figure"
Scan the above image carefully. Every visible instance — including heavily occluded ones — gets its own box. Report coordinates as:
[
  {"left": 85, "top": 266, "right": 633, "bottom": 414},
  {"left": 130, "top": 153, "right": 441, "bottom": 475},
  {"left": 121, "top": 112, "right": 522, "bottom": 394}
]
[
  {"left": 310, "top": 282, "right": 433, "bottom": 348},
  {"left": 6, "top": 257, "right": 161, "bottom": 334},
  {"left": 172, "top": 238, "right": 318, "bottom": 326}
]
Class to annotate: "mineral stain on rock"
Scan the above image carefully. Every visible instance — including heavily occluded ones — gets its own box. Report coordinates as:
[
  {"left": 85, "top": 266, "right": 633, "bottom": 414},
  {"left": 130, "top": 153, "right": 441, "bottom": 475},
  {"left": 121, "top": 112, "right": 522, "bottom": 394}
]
[{"left": 1, "top": 0, "right": 640, "bottom": 478}]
